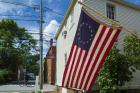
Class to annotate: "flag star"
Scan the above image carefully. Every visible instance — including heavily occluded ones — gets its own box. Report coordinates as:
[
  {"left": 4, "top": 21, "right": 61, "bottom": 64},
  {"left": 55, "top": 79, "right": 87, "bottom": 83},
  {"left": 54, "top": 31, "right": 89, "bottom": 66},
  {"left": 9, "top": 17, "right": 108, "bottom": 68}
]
[
  {"left": 80, "top": 23, "right": 83, "bottom": 27},
  {"left": 77, "top": 33, "right": 80, "bottom": 36},
  {"left": 78, "top": 28, "right": 81, "bottom": 31},
  {"left": 78, "top": 37, "right": 80, "bottom": 40},
  {"left": 88, "top": 26, "right": 91, "bottom": 29}
]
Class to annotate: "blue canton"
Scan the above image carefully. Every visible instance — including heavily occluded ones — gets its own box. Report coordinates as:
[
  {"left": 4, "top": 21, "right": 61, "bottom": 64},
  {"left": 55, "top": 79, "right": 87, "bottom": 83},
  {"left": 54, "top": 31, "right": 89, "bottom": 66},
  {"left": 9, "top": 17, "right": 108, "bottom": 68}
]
[{"left": 74, "top": 10, "right": 100, "bottom": 51}]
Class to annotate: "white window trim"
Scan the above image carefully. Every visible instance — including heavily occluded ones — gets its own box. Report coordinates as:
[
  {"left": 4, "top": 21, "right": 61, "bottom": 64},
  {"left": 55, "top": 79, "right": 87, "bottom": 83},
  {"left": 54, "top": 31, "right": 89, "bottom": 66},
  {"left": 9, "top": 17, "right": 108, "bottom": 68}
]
[{"left": 106, "top": 3, "right": 116, "bottom": 20}]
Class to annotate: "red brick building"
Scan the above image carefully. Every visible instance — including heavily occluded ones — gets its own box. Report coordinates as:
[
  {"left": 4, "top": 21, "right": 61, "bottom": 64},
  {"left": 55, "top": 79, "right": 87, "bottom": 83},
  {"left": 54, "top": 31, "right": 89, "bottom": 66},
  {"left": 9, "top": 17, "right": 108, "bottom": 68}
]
[{"left": 44, "top": 46, "right": 56, "bottom": 84}]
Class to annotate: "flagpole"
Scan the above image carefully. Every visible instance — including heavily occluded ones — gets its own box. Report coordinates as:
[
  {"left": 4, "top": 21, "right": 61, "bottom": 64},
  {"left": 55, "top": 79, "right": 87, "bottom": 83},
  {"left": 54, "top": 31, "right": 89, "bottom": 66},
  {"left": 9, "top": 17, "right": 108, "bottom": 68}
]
[{"left": 39, "top": 0, "right": 43, "bottom": 91}]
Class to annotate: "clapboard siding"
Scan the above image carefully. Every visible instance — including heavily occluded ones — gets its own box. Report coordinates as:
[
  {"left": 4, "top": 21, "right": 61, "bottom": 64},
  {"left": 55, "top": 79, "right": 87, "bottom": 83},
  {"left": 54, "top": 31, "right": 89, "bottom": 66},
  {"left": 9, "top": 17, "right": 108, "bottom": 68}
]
[{"left": 56, "top": 0, "right": 140, "bottom": 91}]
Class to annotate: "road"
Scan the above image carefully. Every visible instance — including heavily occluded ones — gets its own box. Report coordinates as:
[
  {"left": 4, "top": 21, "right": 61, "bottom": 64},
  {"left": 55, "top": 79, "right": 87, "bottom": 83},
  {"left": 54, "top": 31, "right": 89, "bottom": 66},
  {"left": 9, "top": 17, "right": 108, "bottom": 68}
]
[{"left": 0, "top": 80, "right": 56, "bottom": 93}]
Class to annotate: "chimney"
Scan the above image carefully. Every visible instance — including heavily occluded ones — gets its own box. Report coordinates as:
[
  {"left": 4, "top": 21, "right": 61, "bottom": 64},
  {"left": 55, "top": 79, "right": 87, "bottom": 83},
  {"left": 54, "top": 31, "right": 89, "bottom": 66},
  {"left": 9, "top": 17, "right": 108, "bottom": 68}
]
[{"left": 50, "top": 39, "right": 53, "bottom": 46}]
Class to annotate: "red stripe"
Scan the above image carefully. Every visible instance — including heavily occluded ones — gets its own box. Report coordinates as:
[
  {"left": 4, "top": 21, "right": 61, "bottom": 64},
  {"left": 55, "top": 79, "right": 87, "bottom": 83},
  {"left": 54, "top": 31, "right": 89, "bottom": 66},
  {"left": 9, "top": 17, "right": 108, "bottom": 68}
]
[
  {"left": 79, "top": 26, "right": 107, "bottom": 89},
  {"left": 69, "top": 49, "right": 83, "bottom": 87},
  {"left": 88, "top": 29, "right": 121, "bottom": 90},
  {"left": 75, "top": 52, "right": 88, "bottom": 88},
  {"left": 83, "top": 28, "right": 113, "bottom": 89},
  {"left": 66, "top": 46, "right": 79, "bottom": 87},
  {"left": 62, "top": 45, "right": 75, "bottom": 86}
]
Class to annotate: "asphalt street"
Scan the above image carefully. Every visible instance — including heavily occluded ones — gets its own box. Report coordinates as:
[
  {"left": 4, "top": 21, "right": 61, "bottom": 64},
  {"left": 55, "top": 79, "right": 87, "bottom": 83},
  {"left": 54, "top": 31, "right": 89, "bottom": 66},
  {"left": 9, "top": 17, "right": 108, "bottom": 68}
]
[{"left": 0, "top": 80, "right": 56, "bottom": 93}]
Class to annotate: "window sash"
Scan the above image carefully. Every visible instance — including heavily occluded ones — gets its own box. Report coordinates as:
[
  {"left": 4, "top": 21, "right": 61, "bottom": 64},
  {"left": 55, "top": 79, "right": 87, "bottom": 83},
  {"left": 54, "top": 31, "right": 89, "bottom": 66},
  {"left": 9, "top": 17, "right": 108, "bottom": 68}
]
[{"left": 107, "top": 4, "right": 116, "bottom": 20}]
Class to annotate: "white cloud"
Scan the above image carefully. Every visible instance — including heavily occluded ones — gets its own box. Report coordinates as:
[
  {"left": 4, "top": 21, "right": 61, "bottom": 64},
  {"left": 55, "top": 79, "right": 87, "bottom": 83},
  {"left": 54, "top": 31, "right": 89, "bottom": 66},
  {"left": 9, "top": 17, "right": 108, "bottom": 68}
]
[
  {"left": 48, "top": 0, "right": 53, "bottom": 3},
  {"left": 28, "top": 20, "right": 59, "bottom": 57},
  {"left": 43, "top": 20, "right": 59, "bottom": 39},
  {"left": 0, "top": 0, "right": 38, "bottom": 15},
  {"left": 27, "top": 26, "right": 40, "bottom": 40},
  {"left": 28, "top": 0, "right": 34, "bottom": 5},
  {"left": 0, "top": 2, "right": 26, "bottom": 15},
  {"left": 134, "top": 0, "right": 140, "bottom": 4}
]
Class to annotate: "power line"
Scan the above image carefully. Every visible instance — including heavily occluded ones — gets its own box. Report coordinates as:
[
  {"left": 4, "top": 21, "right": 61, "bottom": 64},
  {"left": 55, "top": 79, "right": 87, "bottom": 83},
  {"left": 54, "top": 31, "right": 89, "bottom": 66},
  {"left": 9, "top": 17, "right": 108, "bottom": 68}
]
[
  {"left": 44, "top": 7, "right": 64, "bottom": 17},
  {"left": 0, "top": 0, "right": 64, "bottom": 17},
  {"left": 28, "top": 32, "right": 54, "bottom": 37},
  {"left": 0, "top": 14, "right": 39, "bottom": 18},
  {"left": 0, "top": 0, "right": 37, "bottom": 8},
  {"left": 0, "top": 17, "right": 60, "bottom": 27},
  {"left": 27, "top": 30, "right": 57, "bottom": 35},
  {"left": 0, "top": 18, "right": 39, "bottom": 22}
]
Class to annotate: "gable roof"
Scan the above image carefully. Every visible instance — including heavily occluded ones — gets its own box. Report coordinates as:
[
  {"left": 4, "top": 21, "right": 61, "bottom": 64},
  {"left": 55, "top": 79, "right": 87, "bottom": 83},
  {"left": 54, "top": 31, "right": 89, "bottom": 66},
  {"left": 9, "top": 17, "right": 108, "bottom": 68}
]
[{"left": 55, "top": 0, "right": 140, "bottom": 39}]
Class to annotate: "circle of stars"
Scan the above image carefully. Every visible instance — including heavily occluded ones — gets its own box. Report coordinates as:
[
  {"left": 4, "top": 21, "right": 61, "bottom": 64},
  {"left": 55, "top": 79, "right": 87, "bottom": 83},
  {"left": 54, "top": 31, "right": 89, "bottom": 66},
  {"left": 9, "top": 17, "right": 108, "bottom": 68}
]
[{"left": 77, "top": 22, "right": 93, "bottom": 45}]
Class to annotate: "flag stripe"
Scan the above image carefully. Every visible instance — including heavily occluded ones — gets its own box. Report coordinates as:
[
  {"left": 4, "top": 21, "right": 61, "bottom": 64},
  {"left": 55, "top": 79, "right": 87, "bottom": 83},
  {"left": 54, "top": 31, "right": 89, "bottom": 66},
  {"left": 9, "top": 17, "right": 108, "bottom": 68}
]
[
  {"left": 79, "top": 26, "right": 108, "bottom": 89},
  {"left": 62, "top": 45, "right": 75, "bottom": 86},
  {"left": 62, "top": 10, "right": 121, "bottom": 91},
  {"left": 82, "top": 28, "right": 113, "bottom": 89},
  {"left": 66, "top": 45, "right": 78, "bottom": 87},
  {"left": 72, "top": 50, "right": 86, "bottom": 88},
  {"left": 87, "top": 29, "right": 121, "bottom": 90},
  {"left": 75, "top": 52, "right": 88, "bottom": 88},
  {"left": 63, "top": 45, "right": 77, "bottom": 87},
  {"left": 65, "top": 45, "right": 79, "bottom": 87},
  {"left": 70, "top": 49, "right": 83, "bottom": 87},
  {"left": 68, "top": 48, "right": 81, "bottom": 87},
  {"left": 77, "top": 25, "right": 105, "bottom": 89}
]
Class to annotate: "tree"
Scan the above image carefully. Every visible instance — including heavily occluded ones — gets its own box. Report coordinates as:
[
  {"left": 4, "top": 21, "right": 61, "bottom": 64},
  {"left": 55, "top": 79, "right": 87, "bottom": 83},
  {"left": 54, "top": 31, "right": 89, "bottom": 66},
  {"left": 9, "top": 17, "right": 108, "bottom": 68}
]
[
  {"left": 0, "top": 19, "right": 39, "bottom": 82},
  {"left": 97, "top": 46, "right": 132, "bottom": 93},
  {"left": 124, "top": 35, "right": 140, "bottom": 70},
  {"left": 24, "top": 54, "right": 40, "bottom": 75}
]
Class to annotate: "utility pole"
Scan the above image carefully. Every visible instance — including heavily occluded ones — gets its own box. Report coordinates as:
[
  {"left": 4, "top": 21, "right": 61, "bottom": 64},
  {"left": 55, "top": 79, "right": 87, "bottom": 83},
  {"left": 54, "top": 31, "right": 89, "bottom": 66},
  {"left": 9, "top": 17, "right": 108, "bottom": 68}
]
[{"left": 39, "top": 0, "right": 43, "bottom": 91}]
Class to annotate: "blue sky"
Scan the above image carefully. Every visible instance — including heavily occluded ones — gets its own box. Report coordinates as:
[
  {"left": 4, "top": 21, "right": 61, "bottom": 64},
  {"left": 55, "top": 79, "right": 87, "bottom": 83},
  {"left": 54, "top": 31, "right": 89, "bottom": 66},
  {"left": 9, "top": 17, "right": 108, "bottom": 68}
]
[
  {"left": 0, "top": 0, "right": 139, "bottom": 56},
  {"left": 0, "top": 0, "right": 70, "bottom": 55},
  {"left": 126, "top": 0, "right": 140, "bottom": 5}
]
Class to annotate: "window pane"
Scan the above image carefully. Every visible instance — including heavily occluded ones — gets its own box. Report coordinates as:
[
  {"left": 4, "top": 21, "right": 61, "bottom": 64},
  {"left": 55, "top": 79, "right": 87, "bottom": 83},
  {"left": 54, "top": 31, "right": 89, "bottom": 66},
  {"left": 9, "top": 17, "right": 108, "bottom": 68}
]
[{"left": 106, "top": 4, "right": 116, "bottom": 20}]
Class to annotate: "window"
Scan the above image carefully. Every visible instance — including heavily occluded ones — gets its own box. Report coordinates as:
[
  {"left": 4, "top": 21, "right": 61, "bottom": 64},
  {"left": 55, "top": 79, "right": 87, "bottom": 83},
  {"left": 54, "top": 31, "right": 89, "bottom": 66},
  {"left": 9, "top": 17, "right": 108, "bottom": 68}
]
[{"left": 106, "top": 4, "right": 116, "bottom": 20}]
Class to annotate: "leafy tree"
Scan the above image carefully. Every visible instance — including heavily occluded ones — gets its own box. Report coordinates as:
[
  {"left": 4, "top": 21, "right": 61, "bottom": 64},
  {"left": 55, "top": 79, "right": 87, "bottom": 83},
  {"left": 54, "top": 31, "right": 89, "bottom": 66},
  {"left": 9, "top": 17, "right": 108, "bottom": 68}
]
[
  {"left": 24, "top": 54, "right": 40, "bottom": 75},
  {"left": 124, "top": 35, "right": 140, "bottom": 70},
  {"left": 0, "top": 19, "right": 39, "bottom": 82},
  {"left": 97, "top": 46, "right": 132, "bottom": 93},
  {"left": 0, "top": 69, "right": 11, "bottom": 83}
]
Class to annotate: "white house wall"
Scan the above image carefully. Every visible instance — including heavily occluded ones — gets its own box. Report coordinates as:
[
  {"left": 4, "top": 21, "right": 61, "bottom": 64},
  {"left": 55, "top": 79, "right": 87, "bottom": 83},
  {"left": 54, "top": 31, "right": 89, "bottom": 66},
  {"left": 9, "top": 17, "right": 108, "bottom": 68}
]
[
  {"left": 56, "top": 2, "right": 82, "bottom": 86},
  {"left": 56, "top": 0, "right": 140, "bottom": 90}
]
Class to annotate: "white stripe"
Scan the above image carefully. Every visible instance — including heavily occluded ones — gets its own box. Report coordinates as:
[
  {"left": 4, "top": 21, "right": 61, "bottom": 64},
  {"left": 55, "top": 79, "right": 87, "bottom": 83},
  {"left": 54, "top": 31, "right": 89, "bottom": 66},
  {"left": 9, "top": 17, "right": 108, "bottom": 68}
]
[
  {"left": 63, "top": 45, "right": 77, "bottom": 86},
  {"left": 86, "top": 29, "right": 117, "bottom": 90},
  {"left": 77, "top": 25, "right": 104, "bottom": 88},
  {"left": 81, "top": 27, "right": 110, "bottom": 89},
  {"left": 68, "top": 48, "right": 81, "bottom": 87},
  {"left": 72, "top": 50, "right": 86, "bottom": 87}
]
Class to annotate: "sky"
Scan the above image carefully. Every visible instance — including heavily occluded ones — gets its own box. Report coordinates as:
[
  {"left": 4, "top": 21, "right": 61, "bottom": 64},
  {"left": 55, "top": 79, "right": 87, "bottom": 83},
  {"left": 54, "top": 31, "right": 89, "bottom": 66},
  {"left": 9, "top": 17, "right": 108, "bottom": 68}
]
[
  {"left": 0, "top": 0, "right": 139, "bottom": 56},
  {"left": 0, "top": 0, "right": 70, "bottom": 56}
]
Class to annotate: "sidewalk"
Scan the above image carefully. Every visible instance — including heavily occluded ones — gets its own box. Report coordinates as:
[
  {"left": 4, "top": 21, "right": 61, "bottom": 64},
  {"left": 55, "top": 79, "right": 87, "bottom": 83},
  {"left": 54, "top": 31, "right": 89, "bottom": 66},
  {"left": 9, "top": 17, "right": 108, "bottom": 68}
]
[{"left": 0, "top": 83, "right": 56, "bottom": 93}]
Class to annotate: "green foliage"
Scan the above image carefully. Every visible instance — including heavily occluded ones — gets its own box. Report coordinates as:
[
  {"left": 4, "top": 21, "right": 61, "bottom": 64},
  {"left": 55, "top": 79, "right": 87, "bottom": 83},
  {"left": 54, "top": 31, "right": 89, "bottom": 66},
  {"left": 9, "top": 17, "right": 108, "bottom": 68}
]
[
  {"left": 0, "top": 19, "right": 39, "bottom": 83},
  {"left": 0, "top": 69, "right": 11, "bottom": 83},
  {"left": 24, "top": 54, "right": 40, "bottom": 74},
  {"left": 97, "top": 46, "right": 132, "bottom": 93},
  {"left": 97, "top": 35, "right": 140, "bottom": 93},
  {"left": 124, "top": 35, "right": 140, "bottom": 70}
]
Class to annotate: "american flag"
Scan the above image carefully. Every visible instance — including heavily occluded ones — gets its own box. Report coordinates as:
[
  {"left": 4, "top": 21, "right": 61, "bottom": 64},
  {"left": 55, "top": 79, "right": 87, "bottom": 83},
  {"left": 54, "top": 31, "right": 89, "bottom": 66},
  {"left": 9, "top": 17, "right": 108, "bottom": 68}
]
[{"left": 62, "top": 10, "right": 121, "bottom": 91}]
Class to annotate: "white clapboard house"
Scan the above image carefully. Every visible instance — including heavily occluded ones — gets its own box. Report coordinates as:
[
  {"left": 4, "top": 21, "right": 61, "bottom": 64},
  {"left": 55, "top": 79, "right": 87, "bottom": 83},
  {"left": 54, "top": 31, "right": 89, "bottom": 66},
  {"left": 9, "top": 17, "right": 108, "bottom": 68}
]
[{"left": 55, "top": 0, "right": 140, "bottom": 93}]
